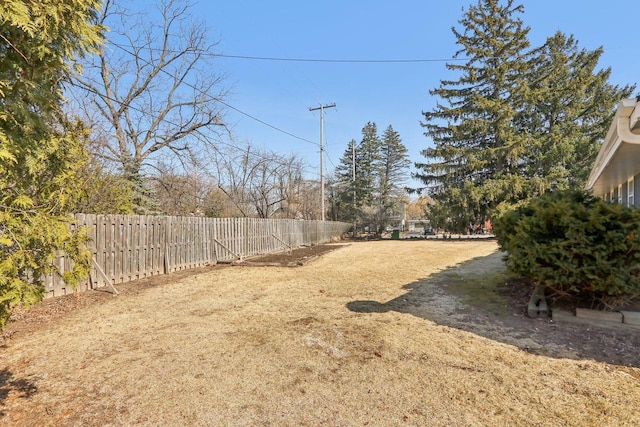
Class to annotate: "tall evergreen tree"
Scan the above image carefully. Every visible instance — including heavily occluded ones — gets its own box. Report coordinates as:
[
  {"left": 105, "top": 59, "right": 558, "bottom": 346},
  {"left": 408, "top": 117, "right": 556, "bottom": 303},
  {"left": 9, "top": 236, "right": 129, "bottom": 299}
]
[
  {"left": 416, "top": 0, "right": 532, "bottom": 231},
  {"left": 379, "top": 125, "right": 410, "bottom": 206},
  {"left": 376, "top": 125, "right": 410, "bottom": 229},
  {"left": 524, "top": 32, "right": 633, "bottom": 192},
  {"left": 357, "top": 122, "right": 382, "bottom": 207},
  {"left": 332, "top": 139, "right": 358, "bottom": 222},
  {"left": 332, "top": 123, "right": 410, "bottom": 232}
]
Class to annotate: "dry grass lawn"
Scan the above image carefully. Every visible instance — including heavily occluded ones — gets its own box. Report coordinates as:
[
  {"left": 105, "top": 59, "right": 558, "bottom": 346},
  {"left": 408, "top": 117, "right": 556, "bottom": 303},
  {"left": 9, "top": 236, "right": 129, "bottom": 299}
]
[{"left": 1, "top": 240, "right": 639, "bottom": 426}]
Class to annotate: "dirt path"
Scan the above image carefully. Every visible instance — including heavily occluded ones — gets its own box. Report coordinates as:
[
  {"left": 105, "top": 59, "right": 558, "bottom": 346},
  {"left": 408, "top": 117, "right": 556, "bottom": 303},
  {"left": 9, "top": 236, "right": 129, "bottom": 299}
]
[{"left": 1, "top": 240, "right": 639, "bottom": 426}]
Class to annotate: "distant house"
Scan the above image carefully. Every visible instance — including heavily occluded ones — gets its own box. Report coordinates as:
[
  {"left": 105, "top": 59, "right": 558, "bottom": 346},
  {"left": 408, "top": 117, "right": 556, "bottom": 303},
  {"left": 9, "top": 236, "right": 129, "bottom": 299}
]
[{"left": 586, "top": 98, "right": 640, "bottom": 206}]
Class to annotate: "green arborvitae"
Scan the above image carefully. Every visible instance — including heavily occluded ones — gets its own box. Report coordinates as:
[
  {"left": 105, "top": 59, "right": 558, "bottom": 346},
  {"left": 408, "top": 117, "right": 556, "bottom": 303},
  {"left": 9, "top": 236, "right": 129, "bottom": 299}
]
[
  {"left": 416, "top": 0, "right": 532, "bottom": 232},
  {"left": 0, "top": 0, "right": 103, "bottom": 327}
]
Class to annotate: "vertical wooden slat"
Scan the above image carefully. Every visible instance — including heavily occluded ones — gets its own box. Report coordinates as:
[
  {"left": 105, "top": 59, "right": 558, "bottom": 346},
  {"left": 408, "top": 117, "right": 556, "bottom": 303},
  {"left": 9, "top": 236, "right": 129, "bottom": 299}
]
[
  {"left": 107, "top": 215, "right": 116, "bottom": 285},
  {"left": 94, "top": 214, "right": 103, "bottom": 288},
  {"left": 165, "top": 216, "right": 172, "bottom": 273}
]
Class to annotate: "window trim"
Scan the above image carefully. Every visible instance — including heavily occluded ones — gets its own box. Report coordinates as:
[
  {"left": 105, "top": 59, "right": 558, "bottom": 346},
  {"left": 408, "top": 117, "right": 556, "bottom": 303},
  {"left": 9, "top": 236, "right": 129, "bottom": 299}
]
[{"left": 618, "top": 184, "right": 623, "bottom": 204}]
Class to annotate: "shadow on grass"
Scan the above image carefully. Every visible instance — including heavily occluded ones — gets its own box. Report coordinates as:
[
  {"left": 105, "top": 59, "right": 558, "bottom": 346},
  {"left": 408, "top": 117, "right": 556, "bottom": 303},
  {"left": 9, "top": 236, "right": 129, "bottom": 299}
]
[
  {"left": 347, "top": 251, "right": 640, "bottom": 368},
  {"left": 0, "top": 368, "right": 37, "bottom": 416}
]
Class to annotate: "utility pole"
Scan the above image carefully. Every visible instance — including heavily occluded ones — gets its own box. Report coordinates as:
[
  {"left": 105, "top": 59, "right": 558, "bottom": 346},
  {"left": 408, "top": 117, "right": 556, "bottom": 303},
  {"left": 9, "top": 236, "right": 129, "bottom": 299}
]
[
  {"left": 308, "top": 103, "right": 336, "bottom": 221},
  {"left": 352, "top": 140, "right": 356, "bottom": 237}
]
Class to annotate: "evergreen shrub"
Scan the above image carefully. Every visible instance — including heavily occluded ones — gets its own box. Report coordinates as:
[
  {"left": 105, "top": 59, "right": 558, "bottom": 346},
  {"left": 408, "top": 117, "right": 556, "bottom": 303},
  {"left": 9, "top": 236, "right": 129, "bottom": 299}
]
[{"left": 493, "top": 190, "right": 640, "bottom": 308}]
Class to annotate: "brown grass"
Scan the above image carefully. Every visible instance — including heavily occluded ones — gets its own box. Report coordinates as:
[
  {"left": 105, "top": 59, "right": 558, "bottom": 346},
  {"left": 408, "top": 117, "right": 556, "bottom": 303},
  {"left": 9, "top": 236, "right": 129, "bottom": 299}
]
[{"left": 1, "top": 240, "right": 639, "bottom": 426}]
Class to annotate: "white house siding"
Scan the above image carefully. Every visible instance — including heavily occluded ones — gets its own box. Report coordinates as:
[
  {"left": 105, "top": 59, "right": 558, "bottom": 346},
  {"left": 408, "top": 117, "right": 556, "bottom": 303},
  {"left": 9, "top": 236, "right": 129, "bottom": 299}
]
[
  {"left": 586, "top": 98, "right": 640, "bottom": 208},
  {"left": 635, "top": 173, "right": 640, "bottom": 206}
]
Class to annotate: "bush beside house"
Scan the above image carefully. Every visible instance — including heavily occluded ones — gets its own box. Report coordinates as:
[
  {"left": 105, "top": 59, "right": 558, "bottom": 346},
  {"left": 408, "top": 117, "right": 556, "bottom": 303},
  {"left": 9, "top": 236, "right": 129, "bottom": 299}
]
[{"left": 494, "top": 190, "right": 640, "bottom": 309}]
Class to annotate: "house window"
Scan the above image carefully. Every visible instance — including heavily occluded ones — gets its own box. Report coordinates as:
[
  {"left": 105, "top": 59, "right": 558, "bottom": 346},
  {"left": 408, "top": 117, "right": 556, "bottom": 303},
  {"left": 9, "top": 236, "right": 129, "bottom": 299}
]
[
  {"left": 610, "top": 189, "right": 614, "bottom": 203},
  {"left": 629, "top": 177, "right": 635, "bottom": 207},
  {"left": 618, "top": 184, "right": 623, "bottom": 204}
]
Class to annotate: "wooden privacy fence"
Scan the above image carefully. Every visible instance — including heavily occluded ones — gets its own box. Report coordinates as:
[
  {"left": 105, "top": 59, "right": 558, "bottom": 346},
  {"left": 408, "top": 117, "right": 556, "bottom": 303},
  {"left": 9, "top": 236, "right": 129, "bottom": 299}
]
[{"left": 45, "top": 214, "right": 351, "bottom": 298}]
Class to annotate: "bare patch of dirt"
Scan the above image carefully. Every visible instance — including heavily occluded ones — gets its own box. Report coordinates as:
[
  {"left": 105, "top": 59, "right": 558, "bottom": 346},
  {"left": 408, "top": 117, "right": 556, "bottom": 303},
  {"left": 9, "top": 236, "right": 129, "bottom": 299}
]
[
  {"left": 1, "top": 240, "right": 639, "bottom": 426},
  {"left": 235, "top": 244, "right": 346, "bottom": 266}
]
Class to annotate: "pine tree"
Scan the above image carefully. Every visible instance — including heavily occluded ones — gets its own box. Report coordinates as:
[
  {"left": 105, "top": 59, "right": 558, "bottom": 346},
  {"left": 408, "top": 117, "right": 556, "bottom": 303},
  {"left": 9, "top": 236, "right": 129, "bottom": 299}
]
[
  {"left": 0, "top": 0, "right": 102, "bottom": 326},
  {"left": 332, "top": 139, "right": 358, "bottom": 222},
  {"left": 377, "top": 125, "right": 410, "bottom": 229},
  {"left": 379, "top": 125, "right": 410, "bottom": 207},
  {"left": 332, "top": 123, "right": 410, "bottom": 232},
  {"left": 524, "top": 32, "right": 634, "bottom": 192},
  {"left": 357, "top": 122, "right": 382, "bottom": 207},
  {"left": 416, "top": 0, "right": 532, "bottom": 232}
]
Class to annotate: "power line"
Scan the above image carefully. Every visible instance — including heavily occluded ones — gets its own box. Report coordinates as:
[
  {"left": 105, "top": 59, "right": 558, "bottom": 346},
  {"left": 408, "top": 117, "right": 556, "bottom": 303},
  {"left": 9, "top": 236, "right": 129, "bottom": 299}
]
[
  {"left": 108, "top": 41, "right": 319, "bottom": 147},
  {"left": 215, "top": 98, "right": 318, "bottom": 146},
  {"left": 68, "top": 80, "right": 324, "bottom": 180},
  {"left": 103, "top": 43, "right": 469, "bottom": 64},
  {"left": 324, "top": 150, "right": 337, "bottom": 170},
  {"left": 217, "top": 54, "right": 468, "bottom": 63}
]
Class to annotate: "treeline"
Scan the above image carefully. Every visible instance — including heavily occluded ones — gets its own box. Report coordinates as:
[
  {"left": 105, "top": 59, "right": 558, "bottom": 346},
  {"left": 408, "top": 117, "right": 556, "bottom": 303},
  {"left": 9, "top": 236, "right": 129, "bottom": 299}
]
[
  {"left": 73, "top": 144, "right": 321, "bottom": 220},
  {"left": 328, "top": 123, "right": 411, "bottom": 233}
]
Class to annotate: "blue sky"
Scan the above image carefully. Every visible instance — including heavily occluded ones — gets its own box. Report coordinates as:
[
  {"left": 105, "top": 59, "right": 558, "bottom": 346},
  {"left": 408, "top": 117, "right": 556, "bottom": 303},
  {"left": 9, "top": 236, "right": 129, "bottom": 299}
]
[{"left": 187, "top": 0, "right": 639, "bottom": 188}]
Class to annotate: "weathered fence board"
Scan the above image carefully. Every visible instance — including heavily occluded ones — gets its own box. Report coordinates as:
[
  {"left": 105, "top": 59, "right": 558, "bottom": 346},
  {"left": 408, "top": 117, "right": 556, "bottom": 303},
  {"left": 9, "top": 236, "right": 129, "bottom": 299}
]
[{"left": 43, "top": 215, "right": 351, "bottom": 298}]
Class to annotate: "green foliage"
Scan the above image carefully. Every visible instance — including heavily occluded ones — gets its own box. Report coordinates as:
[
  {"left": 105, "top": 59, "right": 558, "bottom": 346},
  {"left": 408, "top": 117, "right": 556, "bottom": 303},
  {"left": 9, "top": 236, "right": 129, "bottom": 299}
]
[
  {"left": 494, "top": 190, "right": 640, "bottom": 308},
  {"left": 524, "top": 32, "right": 635, "bottom": 190},
  {"left": 415, "top": 0, "right": 633, "bottom": 230},
  {"left": 416, "top": 0, "right": 532, "bottom": 229},
  {"left": 72, "top": 158, "right": 134, "bottom": 214},
  {"left": 379, "top": 125, "right": 411, "bottom": 208},
  {"left": 0, "top": 0, "right": 102, "bottom": 327},
  {"left": 331, "top": 123, "right": 410, "bottom": 231},
  {"left": 331, "top": 139, "right": 359, "bottom": 223}
]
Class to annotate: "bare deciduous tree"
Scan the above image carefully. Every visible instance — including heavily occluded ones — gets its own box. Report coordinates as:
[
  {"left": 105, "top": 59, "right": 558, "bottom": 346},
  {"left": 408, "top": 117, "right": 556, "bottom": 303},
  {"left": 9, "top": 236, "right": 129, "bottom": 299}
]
[
  {"left": 295, "top": 179, "right": 322, "bottom": 220},
  {"left": 71, "top": 0, "right": 227, "bottom": 212},
  {"left": 211, "top": 143, "right": 307, "bottom": 218}
]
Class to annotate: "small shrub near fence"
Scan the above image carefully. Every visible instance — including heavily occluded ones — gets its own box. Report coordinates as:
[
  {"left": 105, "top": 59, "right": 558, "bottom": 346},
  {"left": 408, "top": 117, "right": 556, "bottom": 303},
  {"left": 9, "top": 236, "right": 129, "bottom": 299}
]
[{"left": 45, "top": 215, "right": 351, "bottom": 298}]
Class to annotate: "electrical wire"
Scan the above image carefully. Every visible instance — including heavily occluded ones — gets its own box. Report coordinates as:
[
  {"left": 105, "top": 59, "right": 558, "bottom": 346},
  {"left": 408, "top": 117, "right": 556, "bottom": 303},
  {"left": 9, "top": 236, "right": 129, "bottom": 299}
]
[
  {"left": 108, "top": 41, "right": 319, "bottom": 147},
  {"left": 217, "top": 54, "right": 467, "bottom": 63},
  {"left": 215, "top": 98, "right": 318, "bottom": 146},
  {"left": 104, "top": 41, "right": 469, "bottom": 64}
]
